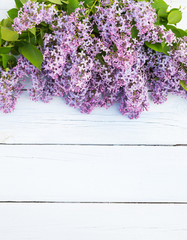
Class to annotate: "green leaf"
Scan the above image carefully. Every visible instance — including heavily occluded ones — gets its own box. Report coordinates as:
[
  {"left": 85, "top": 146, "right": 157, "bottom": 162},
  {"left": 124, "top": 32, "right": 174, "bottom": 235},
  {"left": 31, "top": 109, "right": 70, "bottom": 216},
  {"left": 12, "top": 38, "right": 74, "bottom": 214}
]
[
  {"left": 96, "top": 53, "right": 105, "bottom": 65},
  {"left": 180, "top": 80, "right": 187, "bottom": 91},
  {"left": 67, "top": 0, "right": 79, "bottom": 14},
  {"left": 1, "top": 18, "right": 13, "bottom": 28},
  {"left": 169, "top": 8, "right": 180, "bottom": 13},
  {"left": 166, "top": 25, "right": 180, "bottom": 37},
  {"left": 155, "top": 12, "right": 168, "bottom": 26},
  {"left": 10, "top": 47, "right": 19, "bottom": 55},
  {"left": 168, "top": 10, "right": 182, "bottom": 24},
  {"left": 1, "top": 54, "right": 8, "bottom": 68},
  {"left": 178, "top": 28, "right": 187, "bottom": 37},
  {"left": 20, "top": 0, "right": 27, "bottom": 4},
  {"left": 0, "top": 27, "right": 2, "bottom": 46},
  {"left": 20, "top": 0, "right": 37, "bottom": 4},
  {"left": 30, "top": 36, "right": 37, "bottom": 45},
  {"left": 131, "top": 25, "right": 139, "bottom": 38},
  {"left": 0, "top": 54, "right": 16, "bottom": 68},
  {"left": 161, "top": 41, "right": 169, "bottom": 55},
  {"left": 166, "top": 25, "right": 187, "bottom": 37},
  {"left": 15, "top": 0, "right": 23, "bottom": 9},
  {"left": 19, "top": 43, "right": 43, "bottom": 70},
  {"left": 113, "top": 44, "right": 117, "bottom": 52},
  {"left": 84, "top": 0, "right": 93, "bottom": 7},
  {"left": 18, "top": 32, "right": 29, "bottom": 40},
  {"left": 46, "top": 0, "right": 62, "bottom": 4},
  {"left": 1, "top": 26, "right": 19, "bottom": 41},
  {"left": 145, "top": 41, "right": 169, "bottom": 55},
  {"left": 28, "top": 27, "right": 36, "bottom": 36},
  {"left": 37, "top": 28, "right": 45, "bottom": 47},
  {"left": 0, "top": 47, "right": 12, "bottom": 54},
  {"left": 93, "top": 24, "right": 99, "bottom": 34},
  {"left": 151, "top": 0, "right": 168, "bottom": 12},
  {"left": 157, "top": 8, "right": 168, "bottom": 18},
  {"left": 145, "top": 42, "right": 163, "bottom": 53},
  {"left": 8, "top": 55, "right": 17, "bottom": 67},
  {"left": 7, "top": 8, "right": 18, "bottom": 20}
]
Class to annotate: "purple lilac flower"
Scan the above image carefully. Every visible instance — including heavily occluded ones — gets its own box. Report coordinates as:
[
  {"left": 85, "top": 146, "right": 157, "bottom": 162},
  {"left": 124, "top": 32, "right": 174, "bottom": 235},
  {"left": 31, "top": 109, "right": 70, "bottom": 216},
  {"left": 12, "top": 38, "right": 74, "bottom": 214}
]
[
  {"left": 6, "top": 0, "right": 186, "bottom": 118},
  {"left": 147, "top": 40, "right": 187, "bottom": 104},
  {"left": 13, "top": 0, "right": 57, "bottom": 33},
  {"left": 0, "top": 58, "right": 26, "bottom": 113}
]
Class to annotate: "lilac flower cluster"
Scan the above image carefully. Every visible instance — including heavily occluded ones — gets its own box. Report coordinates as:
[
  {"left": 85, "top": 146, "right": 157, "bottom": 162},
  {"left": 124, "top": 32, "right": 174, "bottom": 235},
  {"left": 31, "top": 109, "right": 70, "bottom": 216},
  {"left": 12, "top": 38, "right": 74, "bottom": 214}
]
[
  {"left": 0, "top": 0, "right": 186, "bottom": 118},
  {"left": 147, "top": 38, "right": 187, "bottom": 104},
  {"left": 93, "top": 0, "right": 151, "bottom": 118},
  {"left": 0, "top": 58, "right": 25, "bottom": 113},
  {"left": 13, "top": 0, "right": 57, "bottom": 33}
]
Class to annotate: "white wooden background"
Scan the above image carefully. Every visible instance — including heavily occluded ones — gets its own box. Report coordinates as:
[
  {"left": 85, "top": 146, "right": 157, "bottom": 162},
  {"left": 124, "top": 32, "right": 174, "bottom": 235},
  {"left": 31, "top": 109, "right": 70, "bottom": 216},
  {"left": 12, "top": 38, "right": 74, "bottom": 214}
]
[{"left": 0, "top": 0, "right": 187, "bottom": 239}]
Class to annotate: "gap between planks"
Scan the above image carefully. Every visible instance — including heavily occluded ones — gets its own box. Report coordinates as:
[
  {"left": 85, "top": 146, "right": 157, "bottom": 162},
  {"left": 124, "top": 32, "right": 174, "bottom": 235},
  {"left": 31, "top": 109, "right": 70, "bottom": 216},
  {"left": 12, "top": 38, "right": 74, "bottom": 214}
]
[
  {"left": 0, "top": 201, "right": 187, "bottom": 204},
  {"left": 0, "top": 143, "right": 187, "bottom": 146}
]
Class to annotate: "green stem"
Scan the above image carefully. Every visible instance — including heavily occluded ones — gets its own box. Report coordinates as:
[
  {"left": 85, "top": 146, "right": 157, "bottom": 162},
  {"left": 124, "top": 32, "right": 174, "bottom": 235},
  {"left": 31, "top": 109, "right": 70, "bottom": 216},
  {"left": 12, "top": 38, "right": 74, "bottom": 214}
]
[
  {"left": 87, "top": 0, "right": 98, "bottom": 17},
  {"left": 28, "top": 32, "right": 31, "bottom": 43}
]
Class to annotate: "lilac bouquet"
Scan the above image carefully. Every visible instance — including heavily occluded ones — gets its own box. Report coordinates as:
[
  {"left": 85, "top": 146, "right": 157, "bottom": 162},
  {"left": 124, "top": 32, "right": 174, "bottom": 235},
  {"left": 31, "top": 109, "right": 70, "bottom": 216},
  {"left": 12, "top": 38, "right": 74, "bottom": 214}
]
[{"left": 0, "top": 0, "right": 186, "bottom": 118}]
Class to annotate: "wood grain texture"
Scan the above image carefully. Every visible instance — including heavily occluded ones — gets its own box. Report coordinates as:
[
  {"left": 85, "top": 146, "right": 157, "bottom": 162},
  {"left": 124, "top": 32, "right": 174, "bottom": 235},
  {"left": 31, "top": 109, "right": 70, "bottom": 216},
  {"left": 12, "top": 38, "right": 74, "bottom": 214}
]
[
  {"left": 0, "top": 203, "right": 187, "bottom": 240},
  {"left": 0, "top": 2, "right": 187, "bottom": 146},
  {"left": 0, "top": 1, "right": 187, "bottom": 238},
  {"left": 0, "top": 145, "right": 187, "bottom": 202},
  {"left": 0, "top": 93, "right": 187, "bottom": 144},
  {"left": 0, "top": 0, "right": 15, "bottom": 11},
  {"left": 0, "top": 10, "right": 8, "bottom": 20}
]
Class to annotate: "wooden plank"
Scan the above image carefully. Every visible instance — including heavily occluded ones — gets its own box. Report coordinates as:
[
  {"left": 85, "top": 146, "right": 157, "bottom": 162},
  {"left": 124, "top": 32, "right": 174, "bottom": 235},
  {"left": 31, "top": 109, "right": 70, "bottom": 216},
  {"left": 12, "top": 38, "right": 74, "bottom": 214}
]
[
  {"left": 0, "top": 0, "right": 15, "bottom": 11},
  {"left": 0, "top": 145, "right": 187, "bottom": 202},
  {"left": 0, "top": 10, "right": 8, "bottom": 20},
  {"left": 0, "top": 1, "right": 187, "bottom": 145},
  {"left": 0, "top": 203, "right": 187, "bottom": 239},
  {"left": 0, "top": 93, "right": 187, "bottom": 144}
]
